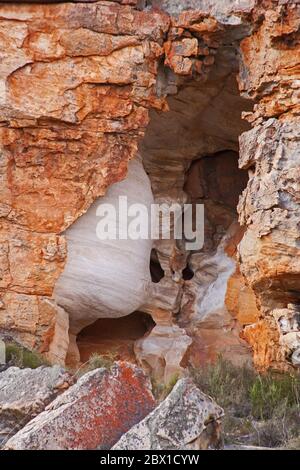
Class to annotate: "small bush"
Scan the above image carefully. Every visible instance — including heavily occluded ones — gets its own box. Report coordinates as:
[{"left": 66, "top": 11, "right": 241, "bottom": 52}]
[
  {"left": 151, "top": 373, "right": 180, "bottom": 401},
  {"left": 190, "top": 355, "right": 255, "bottom": 416},
  {"left": 5, "top": 343, "right": 50, "bottom": 369},
  {"left": 75, "top": 352, "right": 116, "bottom": 377},
  {"left": 250, "top": 373, "right": 300, "bottom": 420}
]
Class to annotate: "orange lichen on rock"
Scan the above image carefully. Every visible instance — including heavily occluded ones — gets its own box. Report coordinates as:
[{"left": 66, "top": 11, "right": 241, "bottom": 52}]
[
  {"left": 237, "top": 2, "right": 300, "bottom": 370},
  {"left": 4, "top": 362, "right": 155, "bottom": 450},
  {"left": 239, "top": 2, "right": 300, "bottom": 124}
]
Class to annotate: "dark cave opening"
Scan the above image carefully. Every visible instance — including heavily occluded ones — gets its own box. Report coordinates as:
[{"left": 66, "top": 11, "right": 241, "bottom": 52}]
[
  {"left": 150, "top": 248, "right": 165, "bottom": 283},
  {"left": 182, "top": 264, "right": 194, "bottom": 281},
  {"left": 77, "top": 311, "right": 155, "bottom": 364},
  {"left": 183, "top": 149, "right": 249, "bottom": 252},
  {"left": 184, "top": 150, "right": 249, "bottom": 210}
]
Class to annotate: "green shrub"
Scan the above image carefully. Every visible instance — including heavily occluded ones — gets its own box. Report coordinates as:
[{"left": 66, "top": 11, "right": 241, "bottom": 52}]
[
  {"left": 151, "top": 373, "right": 180, "bottom": 401},
  {"left": 5, "top": 343, "right": 50, "bottom": 369},
  {"left": 75, "top": 352, "right": 116, "bottom": 377},
  {"left": 190, "top": 356, "right": 300, "bottom": 448},
  {"left": 190, "top": 355, "right": 255, "bottom": 416},
  {"left": 250, "top": 372, "right": 300, "bottom": 420}
]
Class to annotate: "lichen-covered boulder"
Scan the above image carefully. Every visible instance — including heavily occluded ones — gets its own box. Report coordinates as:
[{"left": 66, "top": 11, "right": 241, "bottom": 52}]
[
  {"left": 0, "top": 365, "right": 74, "bottom": 446},
  {"left": 4, "top": 362, "right": 155, "bottom": 450},
  {"left": 113, "top": 377, "right": 224, "bottom": 450}
]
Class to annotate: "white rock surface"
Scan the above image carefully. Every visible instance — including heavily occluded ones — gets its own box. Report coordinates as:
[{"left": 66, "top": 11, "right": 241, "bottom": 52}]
[{"left": 54, "top": 157, "right": 154, "bottom": 334}]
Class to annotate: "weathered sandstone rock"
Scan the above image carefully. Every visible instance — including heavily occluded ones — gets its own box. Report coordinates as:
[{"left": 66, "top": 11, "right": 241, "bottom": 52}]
[
  {"left": 113, "top": 377, "right": 224, "bottom": 450},
  {"left": 4, "top": 362, "right": 155, "bottom": 450},
  {"left": 54, "top": 157, "right": 153, "bottom": 332},
  {"left": 139, "top": 5, "right": 254, "bottom": 366},
  {"left": 0, "top": 0, "right": 168, "bottom": 357},
  {"left": 0, "top": 0, "right": 299, "bottom": 374},
  {"left": 135, "top": 321, "right": 192, "bottom": 383},
  {"left": 0, "top": 365, "right": 74, "bottom": 446},
  {"left": 238, "top": 117, "right": 300, "bottom": 369}
]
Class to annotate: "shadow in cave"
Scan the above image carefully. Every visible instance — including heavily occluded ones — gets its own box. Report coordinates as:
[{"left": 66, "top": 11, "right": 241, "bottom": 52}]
[
  {"left": 77, "top": 311, "right": 155, "bottom": 364},
  {"left": 150, "top": 248, "right": 165, "bottom": 283}
]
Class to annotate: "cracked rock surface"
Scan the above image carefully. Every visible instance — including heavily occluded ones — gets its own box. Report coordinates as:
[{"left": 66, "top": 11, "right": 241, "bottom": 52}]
[
  {"left": 113, "top": 377, "right": 224, "bottom": 450},
  {"left": 0, "top": 365, "right": 74, "bottom": 446}
]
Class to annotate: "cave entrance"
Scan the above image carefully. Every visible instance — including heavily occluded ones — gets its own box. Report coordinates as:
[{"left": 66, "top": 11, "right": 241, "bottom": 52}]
[
  {"left": 184, "top": 150, "right": 249, "bottom": 253},
  {"left": 56, "top": 38, "right": 254, "bottom": 373},
  {"left": 138, "top": 42, "right": 254, "bottom": 366},
  {"left": 77, "top": 311, "right": 155, "bottom": 364}
]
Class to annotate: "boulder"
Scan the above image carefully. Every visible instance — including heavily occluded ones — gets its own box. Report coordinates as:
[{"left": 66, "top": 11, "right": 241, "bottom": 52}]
[
  {"left": 113, "top": 378, "right": 224, "bottom": 450},
  {"left": 0, "top": 365, "right": 74, "bottom": 446},
  {"left": 4, "top": 362, "right": 155, "bottom": 450}
]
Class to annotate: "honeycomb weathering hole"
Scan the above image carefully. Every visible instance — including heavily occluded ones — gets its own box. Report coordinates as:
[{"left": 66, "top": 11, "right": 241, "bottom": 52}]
[{"left": 150, "top": 248, "right": 165, "bottom": 283}]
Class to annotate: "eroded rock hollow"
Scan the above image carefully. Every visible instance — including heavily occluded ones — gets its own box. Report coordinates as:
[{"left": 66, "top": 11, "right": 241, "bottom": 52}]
[{"left": 0, "top": 0, "right": 300, "bottom": 378}]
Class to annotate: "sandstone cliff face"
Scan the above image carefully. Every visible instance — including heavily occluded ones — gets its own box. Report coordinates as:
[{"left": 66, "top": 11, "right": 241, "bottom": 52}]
[
  {"left": 0, "top": 1, "right": 169, "bottom": 363},
  {"left": 0, "top": 1, "right": 299, "bottom": 375},
  {"left": 237, "top": 3, "right": 300, "bottom": 369}
]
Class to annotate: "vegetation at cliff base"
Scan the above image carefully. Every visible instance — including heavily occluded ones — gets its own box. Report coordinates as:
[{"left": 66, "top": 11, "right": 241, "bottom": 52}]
[
  {"left": 74, "top": 352, "right": 117, "bottom": 377},
  {"left": 3, "top": 342, "right": 50, "bottom": 369},
  {"left": 190, "top": 356, "right": 300, "bottom": 448}
]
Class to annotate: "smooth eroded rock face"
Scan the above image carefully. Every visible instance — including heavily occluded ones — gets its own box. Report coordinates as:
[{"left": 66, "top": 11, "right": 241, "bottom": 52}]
[
  {"left": 113, "top": 377, "right": 224, "bottom": 450},
  {"left": 54, "top": 157, "right": 154, "bottom": 334},
  {"left": 135, "top": 322, "right": 192, "bottom": 383},
  {"left": 0, "top": 365, "right": 74, "bottom": 446},
  {"left": 4, "top": 362, "right": 155, "bottom": 450}
]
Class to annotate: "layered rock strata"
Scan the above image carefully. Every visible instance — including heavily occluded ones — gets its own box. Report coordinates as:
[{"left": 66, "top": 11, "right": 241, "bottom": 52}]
[
  {"left": 0, "top": 0, "right": 299, "bottom": 373},
  {"left": 237, "top": 3, "right": 300, "bottom": 370}
]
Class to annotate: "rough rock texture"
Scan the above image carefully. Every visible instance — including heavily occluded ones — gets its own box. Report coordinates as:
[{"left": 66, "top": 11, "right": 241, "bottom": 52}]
[
  {"left": 0, "top": 0, "right": 299, "bottom": 373},
  {"left": 0, "top": 365, "right": 74, "bottom": 446},
  {"left": 137, "top": 4, "right": 255, "bottom": 369},
  {"left": 238, "top": 119, "right": 300, "bottom": 369},
  {"left": 0, "top": 1, "right": 168, "bottom": 360},
  {"left": 237, "top": 2, "right": 300, "bottom": 370},
  {"left": 4, "top": 362, "right": 155, "bottom": 450},
  {"left": 113, "top": 377, "right": 224, "bottom": 450}
]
